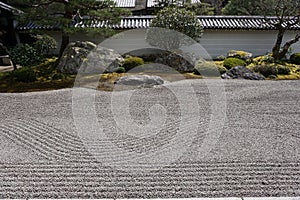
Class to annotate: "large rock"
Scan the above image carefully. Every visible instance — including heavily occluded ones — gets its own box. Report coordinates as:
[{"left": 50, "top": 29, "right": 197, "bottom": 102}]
[
  {"left": 154, "top": 53, "right": 195, "bottom": 72},
  {"left": 221, "top": 66, "right": 265, "bottom": 80},
  {"left": 58, "top": 41, "right": 124, "bottom": 74},
  {"left": 114, "top": 75, "right": 165, "bottom": 88},
  {"left": 58, "top": 41, "right": 96, "bottom": 74}
]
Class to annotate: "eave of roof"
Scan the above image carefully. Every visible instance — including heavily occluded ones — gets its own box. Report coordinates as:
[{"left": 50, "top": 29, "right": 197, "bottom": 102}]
[
  {"left": 0, "top": 2, "right": 23, "bottom": 15},
  {"left": 147, "top": 0, "right": 201, "bottom": 7},
  {"left": 114, "top": 0, "right": 136, "bottom": 8},
  {"left": 17, "top": 15, "right": 300, "bottom": 31}
]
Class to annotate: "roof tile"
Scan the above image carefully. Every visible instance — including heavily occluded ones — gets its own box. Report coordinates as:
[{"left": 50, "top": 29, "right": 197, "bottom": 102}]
[{"left": 17, "top": 16, "right": 300, "bottom": 31}]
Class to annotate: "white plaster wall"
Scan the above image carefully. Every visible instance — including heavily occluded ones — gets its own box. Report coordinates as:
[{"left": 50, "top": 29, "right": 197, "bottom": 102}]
[
  {"left": 201, "top": 30, "right": 300, "bottom": 58},
  {"left": 47, "top": 29, "right": 300, "bottom": 59}
]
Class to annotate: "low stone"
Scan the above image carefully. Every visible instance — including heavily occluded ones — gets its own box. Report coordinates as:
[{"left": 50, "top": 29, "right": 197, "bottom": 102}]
[
  {"left": 114, "top": 75, "right": 165, "bottom": 87},
  {"left": 227, "top": 50, "right": 253, "bottom": 60},
  {"left": 221, "top": 66, "right": 265, "bottom": 80}
]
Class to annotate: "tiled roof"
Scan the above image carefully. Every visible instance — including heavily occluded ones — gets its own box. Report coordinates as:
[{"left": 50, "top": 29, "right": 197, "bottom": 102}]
[
  {"left": 114, "top": 0, "right": 136, "bottom": 7},
  {"left": 147, "top": 0, "right": 201, "bottom": 7},
  {"left": 113, "top": 0, "right": 202, "bottom": 9},
  {"left": 0, "top": 2, "right": 23, "bottom": 15},
  {"left": 17, "top": 16, "right": 300, "bottom": 31}
]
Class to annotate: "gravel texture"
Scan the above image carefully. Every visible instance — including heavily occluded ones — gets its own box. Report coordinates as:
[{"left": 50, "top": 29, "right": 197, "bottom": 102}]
[{"left": 0, "top": 79, "right": 299, "bottom": 198}]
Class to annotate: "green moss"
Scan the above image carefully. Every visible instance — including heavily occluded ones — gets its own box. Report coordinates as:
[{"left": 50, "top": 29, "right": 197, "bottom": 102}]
[
  {"left": 223, "top": 57, "right": 246, "bottom": 69},
  {"left": 252, "top": 65, "right": 278, "bottom": 77},
  {"left": 290, "top": 53, "right": 300, "bottom": 65},
  {"left": 122, "top": 56, "right": 144, "bottom": 71},
  {"left": 0, "top": 57, "right": 77, "bottom": 92},
  {"left": 114, "top": 67, "right": 126, "bottom": 73},
  {"left": 13, "top": 67, "right": 37, "bottom": 83},
  {"left": 195, "top": 62, "right": 227, "bottom": 76}
]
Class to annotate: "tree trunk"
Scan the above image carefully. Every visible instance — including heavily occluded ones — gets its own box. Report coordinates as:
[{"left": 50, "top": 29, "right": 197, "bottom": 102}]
[
  {"left": 11, "top": 60, "right": 17, "bottom": 71},
  {"left": 272, "top": 29, "right": 285, "bottom": 60},
  {"left": 59, "top": 33, "right": 70, "bottom": 59},
  {"left": 272, "top": 29, "right": 300, "bottom": 60},
  {"left": 277, "top": 33, "right": 300, "bottom": 59}
]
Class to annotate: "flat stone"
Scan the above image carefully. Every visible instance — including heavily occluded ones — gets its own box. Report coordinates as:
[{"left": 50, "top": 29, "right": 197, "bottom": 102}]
[
  {"left": 227, "top": 50, "right": 253, "bottom": 60},
  {"left": 114, "top": 75, "right": 165, "bottom": 87}
]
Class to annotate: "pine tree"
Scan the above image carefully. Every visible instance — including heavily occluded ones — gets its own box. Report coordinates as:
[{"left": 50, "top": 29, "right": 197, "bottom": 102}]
[
  {"left": 8, "top": 0, "right": 130, "bottom": 56},
  {"left": 222, "top": 0, "right": 300, "bottom": 60}
]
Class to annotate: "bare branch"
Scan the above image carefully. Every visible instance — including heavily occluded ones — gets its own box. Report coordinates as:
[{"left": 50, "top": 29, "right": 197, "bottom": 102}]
[{"left": 282, "top": 33, "right": 300, "bottom": 49}]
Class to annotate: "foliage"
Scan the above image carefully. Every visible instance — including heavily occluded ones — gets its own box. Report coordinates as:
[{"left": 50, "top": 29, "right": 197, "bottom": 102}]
[
  {"left": 252, "top": 65, "right": 278, "bottom": 77},
  {"left": 217, "top": 65, "right": 228, "bottom": 75},
  {"left": 223, "top": 57, "right": 246, "bottom": 69},
  {"left": 268, "top": 75, "right": 277, "bottom": 79},
  {"left": 290, "top": 53, "right": 300, "bottom": 65},
  {"left": 0, "top": 57, "right": 77, "bottom": 92},
  {"left": 277, "top": 66, "right": 291, "bottom": 75},
  {"left": 9, "top": 44, "right": 42, "bottom": 67},
  {"left": 153, "top": 0, "right": 185, "bottom": 8},
  {"left": 115, "top": 67, "right": 126, "bottom": 73},
  {"left": 122, "top": 57, "right": 144, "bottom": 71},
  {"left": 184, "top": 2, "right": 215, "bottom": 15},
  {"left": 194, "top": 62, "right": 227, "bottom": 76},
  {"left": 222, "top": 0, "right": 276, "bottom": 15},
  {"left": 263, "top": 0, "right": 299, "bottom": 60},
  {"left": 33, "top": 58, "right": 58, "bottom": 78},
  {"left": 50, "top": 73, "right": 66, "bottom": 80},
  {"left": 9, "top": 0, "right": 131, "bottom": 54},
  {"left": 222, "top": 0, "right": 300, "bottom": 60},
  {"left": 153, "top": 0, "right": 214, "bottom": 15},
  {"left": 32, "top": 34, "right": 57, "bottom": 55},
  {"left": 13, "top": 67, "right": 37, "bottom": 83},
  {"left": 146, "top": 6, "right": 203, "bottom": 50},
  {"left": 252, "top": 55, "right": 275, "bottom": 65}
]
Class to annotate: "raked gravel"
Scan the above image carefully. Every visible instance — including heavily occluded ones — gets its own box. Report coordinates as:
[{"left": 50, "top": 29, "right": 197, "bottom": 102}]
[{"left": 0, "top": 79, "right": 299, "bottom": 198}]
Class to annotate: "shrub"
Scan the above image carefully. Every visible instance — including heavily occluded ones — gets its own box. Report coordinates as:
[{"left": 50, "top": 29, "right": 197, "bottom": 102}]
[
  {"left": 268, "top": 75, "right": 277, "bottom": 79},
  {"left": 253, "top": 55, "right": 275, "bottom": 65},
  {"left": 194, "top": 62, "right": 227, "bottom": 76},
  {"left": 32, "top": 34, "right": 57, "bottom": 55},
  {"left": 122, "top": 56, "right": 144, "bottom": 71},
  {"left": 277, "top": 66, "right": 290, "bottom": 75},
  {"left": 33, "top": 57, "right": 58, "bottom": 78},
  {"left": 223, "top": 57, "right": 246, "bottom": 69},
  {"left": 252, "top": 65, "right": 278, "bottom": 77},
  {"left": 50, "top": 73, "right": 65, "bottom": 80},
  {"left": 9, "top": 44, "right": 42, "bottom": 67},
  {"left": 290, "top": 53, "right": 300, "bottom": 64},
  {"left": 146, "top": 6, "right": 203, "bottom": 50},
  {"left": 115, "top": 67, "right": 126, "bottom": 73},
  {"left": 13, "top": 67, "right": 37, "bottom": 82},
  {"left": 217, "top": 65, "right": 228, "bottom": 74}
]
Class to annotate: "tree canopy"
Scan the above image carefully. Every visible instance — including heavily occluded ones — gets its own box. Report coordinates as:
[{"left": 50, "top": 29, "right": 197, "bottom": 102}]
[
  {"left": 153, "top": 0, "right": 215, "bottom": 15},
  {"left": 265, "top": 0, "right": 300, "bottom": 59},
  {"left": 146, "top": 6, "right": 203, "bottom": 50},
  {"left": 222, "top": 0, "right": 275, "bottom": 15},
  {"left": 222, "top": 0, "right": 300, "bottom": 59},
  {"left": 8, "top": 0, "right": 131, "bottom": 55}
]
